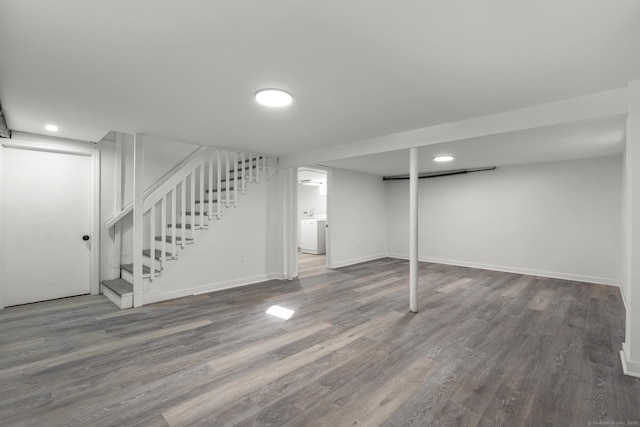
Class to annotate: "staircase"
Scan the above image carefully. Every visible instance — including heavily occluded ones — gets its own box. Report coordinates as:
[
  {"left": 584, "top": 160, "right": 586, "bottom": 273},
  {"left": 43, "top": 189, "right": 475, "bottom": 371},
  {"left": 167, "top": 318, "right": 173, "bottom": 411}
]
[{"left": 101, "top": 147, "right": 269, "bottom": 309}]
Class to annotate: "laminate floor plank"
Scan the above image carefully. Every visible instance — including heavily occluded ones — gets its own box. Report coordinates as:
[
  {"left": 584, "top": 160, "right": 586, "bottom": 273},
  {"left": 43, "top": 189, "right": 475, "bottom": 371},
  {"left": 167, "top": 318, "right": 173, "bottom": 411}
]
[{"left": 0, "top": 254, "right": 637, "bottom": 426}]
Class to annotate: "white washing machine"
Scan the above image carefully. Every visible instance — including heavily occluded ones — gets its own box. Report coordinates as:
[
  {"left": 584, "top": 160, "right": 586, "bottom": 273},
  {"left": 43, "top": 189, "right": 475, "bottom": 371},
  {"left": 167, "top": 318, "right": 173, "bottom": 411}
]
[{"left": 300, "top": 219, "right": 326, "bottom": 254}]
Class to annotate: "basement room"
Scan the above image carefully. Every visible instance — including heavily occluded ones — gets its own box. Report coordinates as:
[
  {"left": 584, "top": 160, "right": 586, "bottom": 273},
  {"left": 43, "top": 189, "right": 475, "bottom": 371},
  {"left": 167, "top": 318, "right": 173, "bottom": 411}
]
[{"left": 1, "top": 1, "right": 639, "bottom": 426}]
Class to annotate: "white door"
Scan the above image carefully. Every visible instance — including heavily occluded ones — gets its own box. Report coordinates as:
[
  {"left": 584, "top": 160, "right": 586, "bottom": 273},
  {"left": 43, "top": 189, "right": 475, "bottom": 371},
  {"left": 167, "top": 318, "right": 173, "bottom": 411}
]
[{"left": 2, "top": 147, "right": 92, "bottom": 306}]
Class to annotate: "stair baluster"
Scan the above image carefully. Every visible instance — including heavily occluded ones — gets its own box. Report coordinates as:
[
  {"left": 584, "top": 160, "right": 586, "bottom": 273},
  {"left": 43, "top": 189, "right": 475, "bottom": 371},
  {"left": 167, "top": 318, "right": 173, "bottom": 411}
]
[
  {"left": 149, "top": 204, "right": 155, "bottom": 283},
  {"left": 181, "top": 180, "right": 186, "bottom": 249},
  {"left": 161, "top": 195, "right": 167, "bottom": 269},
  {"left": 216, "top": 150, "right": 222, "bottom": 219},
  {"left": 208, "top": 155, "right": 214, "bottom": 220},
  {"left": 189, "top": 172, "right": 195, "bottom": 238},
  {"left": 241, "top": 152, "right": 246, "bottom": 194},
  {"left": 171, "top": 186, "right": 177, "bottom": 257},
  {"left": 233, "top": 151, "right": 238, "bottom": 207},
  {"left": 225, "top": 151, "right": 230, "bottom": 208}
]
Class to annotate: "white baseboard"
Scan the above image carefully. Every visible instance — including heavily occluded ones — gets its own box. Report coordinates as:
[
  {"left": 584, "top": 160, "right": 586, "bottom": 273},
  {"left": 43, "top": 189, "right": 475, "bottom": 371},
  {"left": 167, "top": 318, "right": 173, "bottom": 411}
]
[
  {"left": 620, "top": 342, "right": 640, "bottom": 378},
  {"left": 385, "top": 253, "right": 620, "bottom": 287},
  {"left": 141, "top": 273, "right": 284, "bottom": 305},
  {"left": 330, "top": 253, "right": 387, "bottom": 269},
  {"left": 620, "top": 284, "right": 628, "bottom": 311}
]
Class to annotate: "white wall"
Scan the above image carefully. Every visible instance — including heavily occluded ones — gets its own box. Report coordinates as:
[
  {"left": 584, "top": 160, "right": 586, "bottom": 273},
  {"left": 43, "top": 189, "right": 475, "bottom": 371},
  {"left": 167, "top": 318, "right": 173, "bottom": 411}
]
[
  {"left": 297, "top": 183, "right": 326, "bottom": 247},
  {"left": 328, "top": 168, "right": 387, "bottom": 268},
  {"left": 141, "top": 176, "right": 283, "bottom": 304},
  {"left": 386, "top": 156, "right": 622, "bottom": 285}
]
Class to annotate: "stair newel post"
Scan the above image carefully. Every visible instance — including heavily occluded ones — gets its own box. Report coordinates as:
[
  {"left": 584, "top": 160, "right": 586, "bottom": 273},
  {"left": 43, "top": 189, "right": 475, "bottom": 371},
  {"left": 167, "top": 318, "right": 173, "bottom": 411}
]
[
  {"left": 149, "top": 204, "right": 155, "bottom": 283},
  {"left": 161, "top": 195, "right": 167, "bottom": 270},
  {"left": 190, "top": 172, "right": 196, "bottom": 239},
  {"left": 216, "top": 150, "right": 222, "bottom": 220},
  {"left": 132, "top": 133, "right": 145, "bottom": 308},
  {"left": 233, "top": 151, "right": 238, "bottom": 207},
  {"left": 171, "top": 187, "right": 177, "bottom": 257},
  {"left": 225, "top": 151, "right": 230, "bottom": 208},
  {"left": 180, "top": 179, "right": 186, "bottom": 249},
  {"left": 199, "top": 162, "right": 205, "bottom": 228},
  {"left": 241, "top": 152, "right": 246, "bottom": 194},
  {"left": 208, "top": 153, "right": 214, "bottom": 220},
  {"left": 113, "top": 133, "right": 123, "bottom": 279}
]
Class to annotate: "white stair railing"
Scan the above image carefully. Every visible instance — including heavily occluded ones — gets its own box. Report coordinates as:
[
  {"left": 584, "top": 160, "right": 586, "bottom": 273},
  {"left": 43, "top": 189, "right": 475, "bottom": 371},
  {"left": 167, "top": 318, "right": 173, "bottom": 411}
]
[{"left": 105, "top": 144, "right": 270, "bottom": 307}]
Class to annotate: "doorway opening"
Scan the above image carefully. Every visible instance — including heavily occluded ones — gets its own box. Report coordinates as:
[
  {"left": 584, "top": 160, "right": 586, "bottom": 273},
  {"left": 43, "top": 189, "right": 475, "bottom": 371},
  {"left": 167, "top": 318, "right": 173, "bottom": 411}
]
[{"left": 297, "top": 167, "right": 328, "bottom": 277}]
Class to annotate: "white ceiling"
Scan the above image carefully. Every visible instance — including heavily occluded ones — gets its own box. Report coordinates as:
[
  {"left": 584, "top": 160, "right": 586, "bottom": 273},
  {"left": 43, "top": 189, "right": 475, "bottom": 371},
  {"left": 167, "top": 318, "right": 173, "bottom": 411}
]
[{"left": 0, "top": 1, "right": 638, "bottom": 164}]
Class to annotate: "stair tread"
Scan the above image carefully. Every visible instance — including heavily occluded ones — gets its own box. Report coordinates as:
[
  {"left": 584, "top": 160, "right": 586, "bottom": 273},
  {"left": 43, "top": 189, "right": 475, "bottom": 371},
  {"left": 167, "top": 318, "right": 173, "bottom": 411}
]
[
  {"left": 205, "top": 188, "right": 233, "bottom": 193},
  {"left": 101, "top": 278, "right": 133, "bottom": 296},
  {"left": 184, "top": 212, "right": 211, "bottom": 216},
  {"left": 142, "top": 249, "right": 173, "bottom": 259},
  {"left": 219, "top": 177, "right": 244, "bottom": 183},
  {"left": 229, "top": 165, "right": 256, "bottom": 173},
  {"left": 168, "top": 224, "right": 208, "bottom": 229},
  {"left": 121, "top": 264, "right": 161, "bottom": 275},
  {"left": 195, "top": 200, "right": 224, "bottom": 204},
  {"left": 155, "top": 236, "right": 194, "bottom": 243}
]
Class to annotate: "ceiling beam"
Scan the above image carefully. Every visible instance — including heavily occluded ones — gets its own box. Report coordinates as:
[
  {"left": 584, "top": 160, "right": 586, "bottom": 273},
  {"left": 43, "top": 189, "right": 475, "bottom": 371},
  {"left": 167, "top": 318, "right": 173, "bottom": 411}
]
[{"left": 281, "top": 88, "right": 628, "bottom": 168}]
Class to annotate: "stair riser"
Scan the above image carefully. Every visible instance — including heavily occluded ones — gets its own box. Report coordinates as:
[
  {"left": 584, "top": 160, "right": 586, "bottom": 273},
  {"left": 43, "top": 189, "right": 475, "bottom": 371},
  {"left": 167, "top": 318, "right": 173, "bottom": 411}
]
[
  {"left": 101, "top": 284, "right": 133, "bottom": 309},
  {"left": 143, "top": 255, "right": 175, "bottom": 268},
  {"left": 121, "top": 268, "right": 161, "bottom": 283}
]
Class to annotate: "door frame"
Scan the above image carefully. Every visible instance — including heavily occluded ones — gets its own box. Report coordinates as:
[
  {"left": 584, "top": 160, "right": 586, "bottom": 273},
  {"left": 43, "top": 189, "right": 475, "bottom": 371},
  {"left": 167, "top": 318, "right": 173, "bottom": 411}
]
[
  {"left": 0, "top": 132, "right": 101, "bottom": 309},
  {"left": 294, "top": 165, "right": 333, "bottom": 272}
]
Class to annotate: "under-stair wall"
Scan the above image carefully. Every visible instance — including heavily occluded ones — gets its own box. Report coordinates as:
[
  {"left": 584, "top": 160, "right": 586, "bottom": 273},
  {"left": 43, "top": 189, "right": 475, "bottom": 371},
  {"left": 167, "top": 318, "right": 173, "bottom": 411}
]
[{"left": 99, "top": 133, "right": 284, "bottom": 306}]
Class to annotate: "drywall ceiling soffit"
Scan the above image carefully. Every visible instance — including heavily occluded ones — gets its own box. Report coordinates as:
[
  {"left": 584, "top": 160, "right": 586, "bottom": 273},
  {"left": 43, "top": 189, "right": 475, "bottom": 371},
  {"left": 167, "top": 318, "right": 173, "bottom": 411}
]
[
  {"left": 321, "top": 114, "right": 627, "bottom": 177},
  {"left": 0, "top": 1, "right": 638, "bottom": 154}
]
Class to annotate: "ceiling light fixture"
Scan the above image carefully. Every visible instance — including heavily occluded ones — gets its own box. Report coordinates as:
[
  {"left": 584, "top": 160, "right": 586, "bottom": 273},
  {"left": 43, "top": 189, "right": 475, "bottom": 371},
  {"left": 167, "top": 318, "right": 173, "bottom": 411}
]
[
  {"left": 255, "top": 89, "right": 293, "bottom": 107},
  {"left": 45, "top": 124, "right": 59, "bottom": 132},
  {"left": 434, "top": 155, "right": 454, "bottom": 162}
]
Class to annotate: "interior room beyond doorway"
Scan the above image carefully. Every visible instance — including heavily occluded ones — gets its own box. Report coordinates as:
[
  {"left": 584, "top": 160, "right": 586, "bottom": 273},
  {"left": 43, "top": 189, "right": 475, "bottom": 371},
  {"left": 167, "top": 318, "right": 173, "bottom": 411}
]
[{"left": 297, "top": 168, "right": 328, "bottom": 264}]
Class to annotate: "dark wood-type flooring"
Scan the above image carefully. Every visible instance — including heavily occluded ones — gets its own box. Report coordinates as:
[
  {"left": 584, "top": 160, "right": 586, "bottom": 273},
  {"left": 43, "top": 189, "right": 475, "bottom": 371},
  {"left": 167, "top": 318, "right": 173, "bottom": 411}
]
[{"left": 1, "top": 254, "right": 639, "bottom": 426}]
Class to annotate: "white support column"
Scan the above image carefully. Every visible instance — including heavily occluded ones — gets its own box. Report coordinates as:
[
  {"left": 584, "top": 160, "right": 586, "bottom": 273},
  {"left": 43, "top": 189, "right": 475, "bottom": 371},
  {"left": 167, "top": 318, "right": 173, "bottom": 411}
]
[
  {"left": 113, "top": 133, "right": 123, "bottom": 279},
  {"left": 622, "top": 80, "right": 640, "bottom": 377},
  {"left": 409, "top": 147, "right": 418, "bottom": 313},
  {"left": 132, "top": 134, "right": 145, "bottom": 308},
  {"left": 281, "top": 168, "right": 298, "bottom": 280}
]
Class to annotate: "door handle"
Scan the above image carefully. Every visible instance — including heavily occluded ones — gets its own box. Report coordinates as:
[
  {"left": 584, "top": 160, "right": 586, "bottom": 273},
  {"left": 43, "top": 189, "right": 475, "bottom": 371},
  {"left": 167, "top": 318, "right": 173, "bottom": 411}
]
[{"left": 82, "top": 235, "right": 90, "bottom": 241}]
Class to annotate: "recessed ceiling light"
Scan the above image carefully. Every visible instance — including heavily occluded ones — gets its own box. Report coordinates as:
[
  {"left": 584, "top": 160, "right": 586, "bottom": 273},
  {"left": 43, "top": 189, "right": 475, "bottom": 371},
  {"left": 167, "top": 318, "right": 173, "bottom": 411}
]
[
  {"left": 255, "top": 89, "right": 293, "bottom": 107},
  {"left": 434, "top": 155, "right": 454, "bottom": 162},
  {"left": 45, "top": 124, "right": 59, "bottom": 132}
]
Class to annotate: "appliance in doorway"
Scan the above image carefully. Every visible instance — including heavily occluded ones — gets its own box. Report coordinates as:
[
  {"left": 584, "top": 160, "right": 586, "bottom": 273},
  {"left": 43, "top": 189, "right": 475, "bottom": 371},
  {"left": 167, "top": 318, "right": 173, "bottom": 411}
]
[{"left": 300, "top": 219, "right": 326, "bottom": 254}]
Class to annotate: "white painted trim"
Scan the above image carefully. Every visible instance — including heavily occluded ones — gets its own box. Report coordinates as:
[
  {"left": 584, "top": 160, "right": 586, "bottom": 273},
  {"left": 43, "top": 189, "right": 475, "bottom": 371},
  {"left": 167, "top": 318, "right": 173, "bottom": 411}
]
[
  {"left": 331, "top": 253, "right": 387, "bottom": 269},
  {"left": 326, "top": 167, "right": 336, "bottom": 269},
  {"left": 620, "top": 282, "right": 628, "bottom": 311},
  {"left": 620, "top": 342, "right": 640, "bottom": 378},
  {"left": 0, "top": 143, "right": 4, "bottom": 309},
  {"left": 281, "top": 89, "right": 627, "bottom": 168},
  {"left": 91, "top": 149, "right": 101, "bottom": 295},
  {"left": 1, "top": 134, "right": 101, "bottom": 307},
  {"left": 141, "top": 273, "right": 284, "bottom": 305},
  {"left": 281, "top": 168, "right": 298, "bottom": 279},
  {"left": 132, "top": 134, "right": 144, "bottom": 307},
  {"left": 385, "top": 252, "right": 620, "bottom": 287},
  {"left": 113, "top": 133, "right": 123, "bottom": 279}
]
